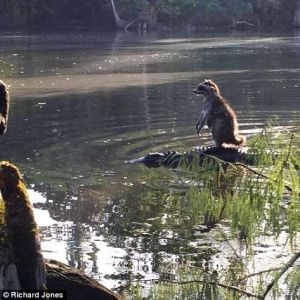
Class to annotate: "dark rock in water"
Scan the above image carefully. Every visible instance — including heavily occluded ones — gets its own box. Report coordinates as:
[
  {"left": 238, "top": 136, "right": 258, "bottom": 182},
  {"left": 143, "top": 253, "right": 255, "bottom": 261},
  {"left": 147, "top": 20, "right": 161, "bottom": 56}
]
[
  {"left": 46, "top": 259, "right": 123, "bottom": 300},
  {"left": 128, "top": 145, "right": 257, "bottom": 169}
]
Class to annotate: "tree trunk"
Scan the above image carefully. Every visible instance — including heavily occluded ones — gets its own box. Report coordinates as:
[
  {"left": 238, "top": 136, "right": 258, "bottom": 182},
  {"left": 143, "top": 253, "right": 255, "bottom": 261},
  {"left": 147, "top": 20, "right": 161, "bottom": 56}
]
[
  {"left": 109, "top": 0, "right": 127, "bottom": 29},
  {"left": 0, "top": 80, "right": 9, "bottom": 135},
  {"left": 109, "top": 0, "right": 139, "bottom": 31},
  {"left": 294, "top": 0, "right": 300, "bottom": 27}
]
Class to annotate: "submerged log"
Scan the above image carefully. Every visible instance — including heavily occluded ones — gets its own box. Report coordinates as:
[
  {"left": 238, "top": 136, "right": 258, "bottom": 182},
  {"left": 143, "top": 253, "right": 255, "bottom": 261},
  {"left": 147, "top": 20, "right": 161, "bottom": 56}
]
[
  {"left": 0, "top": 80, "right": 9, "bottom": 135},
  {"left": 127, "top": 145, "right": 257, "bottom": 168}
]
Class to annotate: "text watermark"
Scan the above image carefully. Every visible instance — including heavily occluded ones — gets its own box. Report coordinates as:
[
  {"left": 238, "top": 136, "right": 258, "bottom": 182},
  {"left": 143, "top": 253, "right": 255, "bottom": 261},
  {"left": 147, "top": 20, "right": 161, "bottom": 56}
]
[{"left": 1, "top": 290, "right": 66, "bottom": 300}]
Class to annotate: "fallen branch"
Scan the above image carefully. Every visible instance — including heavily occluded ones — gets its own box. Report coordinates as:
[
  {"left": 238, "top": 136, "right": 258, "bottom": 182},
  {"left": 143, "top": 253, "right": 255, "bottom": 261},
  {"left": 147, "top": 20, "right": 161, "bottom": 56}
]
[
  {"left": 239, "top": 267, "right": 282, "bottom": 282},
  {"left": 230, "top": 20, "right": 256, "bottom": 28},
  {"left": 236, "top": 163, "right": 298, "bottom": 196}
]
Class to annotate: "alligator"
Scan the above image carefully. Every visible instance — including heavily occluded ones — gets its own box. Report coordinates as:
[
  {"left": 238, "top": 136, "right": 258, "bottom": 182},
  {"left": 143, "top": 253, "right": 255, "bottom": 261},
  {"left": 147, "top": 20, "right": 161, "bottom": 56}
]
[{"left": 127, "top": 145, "right": 258, "bottom": 168}]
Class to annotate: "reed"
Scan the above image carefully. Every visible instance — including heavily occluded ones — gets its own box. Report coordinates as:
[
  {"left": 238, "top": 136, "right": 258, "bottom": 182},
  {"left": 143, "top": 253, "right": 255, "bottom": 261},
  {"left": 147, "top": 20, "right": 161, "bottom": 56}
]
[{"left": 124, "top": 122, "right": 300, "bottom": 299}]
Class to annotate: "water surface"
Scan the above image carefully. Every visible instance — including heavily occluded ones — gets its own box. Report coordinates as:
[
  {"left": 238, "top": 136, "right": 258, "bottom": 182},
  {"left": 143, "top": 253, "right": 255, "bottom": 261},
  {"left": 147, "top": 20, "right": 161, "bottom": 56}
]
[{"left": 0, "top": 31, "right": 300, "bottom": 295}]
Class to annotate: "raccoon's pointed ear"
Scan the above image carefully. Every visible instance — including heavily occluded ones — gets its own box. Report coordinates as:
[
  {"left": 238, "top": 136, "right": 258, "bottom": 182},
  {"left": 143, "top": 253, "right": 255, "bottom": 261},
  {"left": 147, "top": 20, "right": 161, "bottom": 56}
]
[
  {"left": 205, "top": 79, "right": 216, "bottom": 88},
  {"left": 206, "top": 80, "right": 218, "bottom": 92}
]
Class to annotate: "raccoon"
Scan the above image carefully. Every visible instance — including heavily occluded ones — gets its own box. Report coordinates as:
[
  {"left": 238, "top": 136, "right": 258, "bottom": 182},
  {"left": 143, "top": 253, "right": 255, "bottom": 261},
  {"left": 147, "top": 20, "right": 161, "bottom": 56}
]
[{"left": 193, "top": 79, "right": 245, "bottom": 148}]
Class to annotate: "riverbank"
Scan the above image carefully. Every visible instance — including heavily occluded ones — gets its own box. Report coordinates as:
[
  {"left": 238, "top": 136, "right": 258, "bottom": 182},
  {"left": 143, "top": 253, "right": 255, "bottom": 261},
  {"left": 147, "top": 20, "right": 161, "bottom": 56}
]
[{"left": 0, "top": 0, "right": 298, "bottom": 33}]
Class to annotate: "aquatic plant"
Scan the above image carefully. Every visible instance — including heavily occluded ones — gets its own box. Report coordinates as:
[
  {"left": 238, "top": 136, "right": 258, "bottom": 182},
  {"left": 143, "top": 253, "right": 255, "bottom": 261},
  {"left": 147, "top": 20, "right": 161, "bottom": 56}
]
[{"left": 123, "top": 122, "right": 300, "bottom": 299}]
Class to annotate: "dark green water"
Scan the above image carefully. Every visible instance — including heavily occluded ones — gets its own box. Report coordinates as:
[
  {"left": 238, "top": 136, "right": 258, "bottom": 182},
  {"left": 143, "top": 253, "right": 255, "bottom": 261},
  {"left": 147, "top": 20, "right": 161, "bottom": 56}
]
[{"left": 0, "top": 31, "right": 299, "bottom": 294}]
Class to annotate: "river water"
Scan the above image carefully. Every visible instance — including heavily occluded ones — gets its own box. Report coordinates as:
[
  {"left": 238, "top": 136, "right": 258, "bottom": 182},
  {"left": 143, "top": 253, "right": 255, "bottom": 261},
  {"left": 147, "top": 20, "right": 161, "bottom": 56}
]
[{"left": 0, "top": 31, "right": 299, "bottom": 297}]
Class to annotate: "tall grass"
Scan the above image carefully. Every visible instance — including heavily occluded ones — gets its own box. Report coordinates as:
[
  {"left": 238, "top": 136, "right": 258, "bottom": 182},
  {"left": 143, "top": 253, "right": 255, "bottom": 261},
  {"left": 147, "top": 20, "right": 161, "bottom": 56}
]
[{"left": 124, "top": 123, "right": 300, "bottom": 299}]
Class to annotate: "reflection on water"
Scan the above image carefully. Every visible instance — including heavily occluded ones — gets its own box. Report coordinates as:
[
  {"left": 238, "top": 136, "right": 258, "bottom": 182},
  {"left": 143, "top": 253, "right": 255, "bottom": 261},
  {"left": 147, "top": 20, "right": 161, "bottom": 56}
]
[{"left": 0, "top": 32, "right": 300, "bottom": 294}]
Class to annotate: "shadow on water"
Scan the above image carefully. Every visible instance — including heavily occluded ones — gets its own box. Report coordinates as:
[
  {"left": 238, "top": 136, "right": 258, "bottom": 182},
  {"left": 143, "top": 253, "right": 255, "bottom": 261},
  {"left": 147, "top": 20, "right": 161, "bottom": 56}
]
[{"left": 0, "top": 31, "right": 300, "bottom": 295}]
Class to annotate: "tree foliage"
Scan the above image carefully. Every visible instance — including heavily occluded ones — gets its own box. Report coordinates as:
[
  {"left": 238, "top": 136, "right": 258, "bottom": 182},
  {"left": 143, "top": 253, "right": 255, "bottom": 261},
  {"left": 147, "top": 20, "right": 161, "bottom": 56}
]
[
  {"left": 0, "top": 0, "right": 114, "bottom": 29},
  {"left": 0, "top": 0, "right": 297, "bottom": 29}
]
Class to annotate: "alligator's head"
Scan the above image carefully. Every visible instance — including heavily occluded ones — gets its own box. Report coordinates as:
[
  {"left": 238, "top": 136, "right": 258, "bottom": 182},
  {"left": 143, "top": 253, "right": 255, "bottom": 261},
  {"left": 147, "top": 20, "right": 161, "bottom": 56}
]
[{"left": 126, "top": 152, "right": 166, "bottom": 168}]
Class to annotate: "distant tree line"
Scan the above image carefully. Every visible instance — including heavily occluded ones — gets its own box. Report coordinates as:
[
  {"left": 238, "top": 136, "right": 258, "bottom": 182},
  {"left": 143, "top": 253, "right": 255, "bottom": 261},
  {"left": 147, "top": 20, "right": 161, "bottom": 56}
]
[
  {"left": 0, "top": 0, "right": 114, "bottom": 29},
  {"left": 0, "top": 0, "right": 298, "bottom": 31}
]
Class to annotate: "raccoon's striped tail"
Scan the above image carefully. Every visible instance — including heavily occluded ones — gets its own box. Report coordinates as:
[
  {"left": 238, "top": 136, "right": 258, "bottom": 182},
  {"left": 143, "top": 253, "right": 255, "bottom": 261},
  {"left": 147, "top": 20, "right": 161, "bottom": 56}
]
[{"left": 233, "top": 135, "right": 246, "bottom": 146}]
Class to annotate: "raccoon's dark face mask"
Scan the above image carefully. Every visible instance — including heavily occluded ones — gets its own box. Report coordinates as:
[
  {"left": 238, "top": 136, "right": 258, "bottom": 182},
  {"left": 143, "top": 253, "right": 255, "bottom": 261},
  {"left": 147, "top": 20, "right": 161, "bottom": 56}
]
[{"left": 192, "top": 79, "right": 217, "bottom": 96}]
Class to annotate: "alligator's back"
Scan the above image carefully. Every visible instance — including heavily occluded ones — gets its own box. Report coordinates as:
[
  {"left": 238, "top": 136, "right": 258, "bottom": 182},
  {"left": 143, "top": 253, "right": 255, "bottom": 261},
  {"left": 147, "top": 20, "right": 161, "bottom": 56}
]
[{"left": 127, "top": 145, "right": 256, "bottom": 168}]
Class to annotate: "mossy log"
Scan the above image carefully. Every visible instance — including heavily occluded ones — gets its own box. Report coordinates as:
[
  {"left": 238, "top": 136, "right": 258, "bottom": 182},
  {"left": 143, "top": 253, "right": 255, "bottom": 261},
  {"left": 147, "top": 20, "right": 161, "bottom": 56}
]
[
  {"left": 46, "top": 259, "right": 122, "bottom": 300},
  {"left": 0, "top": 161, "right": 123, "bottom": 299},
  {"left": 0, "top": 161, "right": 46, "bottom": 290}
]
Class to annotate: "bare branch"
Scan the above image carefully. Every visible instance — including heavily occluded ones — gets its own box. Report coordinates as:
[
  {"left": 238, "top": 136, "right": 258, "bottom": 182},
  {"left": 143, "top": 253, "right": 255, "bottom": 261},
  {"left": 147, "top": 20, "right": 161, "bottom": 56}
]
[
  {"left": 236, "top": 163, "right": 298, "bottom": 195},
  {"left": 239, "top": 267, "right": 282, "bottom": 282},
  {"left": 136, "top": 278, "right": 262, "bottom": 299},
  {"left": 261, "top": 251, "right": 300, "bottom": 298}
]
